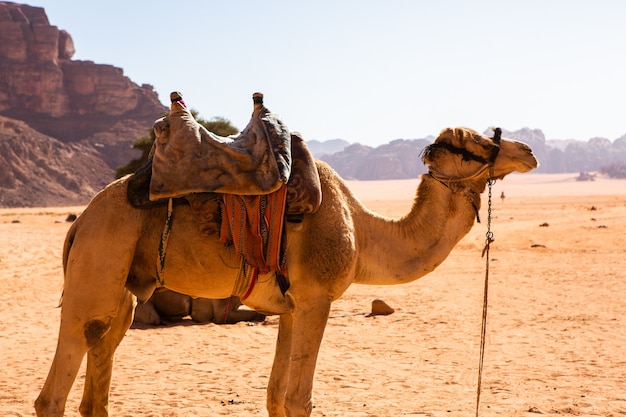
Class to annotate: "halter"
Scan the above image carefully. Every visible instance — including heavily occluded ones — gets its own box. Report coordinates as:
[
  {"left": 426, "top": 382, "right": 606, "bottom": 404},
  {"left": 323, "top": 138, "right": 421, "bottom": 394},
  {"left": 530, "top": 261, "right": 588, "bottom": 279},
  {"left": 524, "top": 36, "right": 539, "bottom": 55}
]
[
  {"left": 426, "top": 127, "right": 501, "bottom": 184},
  {"left": 425, "top": 128, "right": 502, "bottom": 223}
]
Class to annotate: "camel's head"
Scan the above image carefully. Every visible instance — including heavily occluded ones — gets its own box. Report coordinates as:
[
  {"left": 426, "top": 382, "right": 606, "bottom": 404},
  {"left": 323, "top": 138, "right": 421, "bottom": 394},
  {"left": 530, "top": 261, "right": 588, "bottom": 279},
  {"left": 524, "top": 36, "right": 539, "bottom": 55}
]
[{"left": 422, "top": 127, "right": 538, "bottom": 182}]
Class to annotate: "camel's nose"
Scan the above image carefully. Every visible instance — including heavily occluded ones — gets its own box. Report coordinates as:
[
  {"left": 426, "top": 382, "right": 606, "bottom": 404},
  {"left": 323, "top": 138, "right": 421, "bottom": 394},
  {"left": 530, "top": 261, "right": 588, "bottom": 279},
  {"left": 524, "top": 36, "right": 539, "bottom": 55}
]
[{"left": 521, "top": 143, "right": 539, "bottom": 169}]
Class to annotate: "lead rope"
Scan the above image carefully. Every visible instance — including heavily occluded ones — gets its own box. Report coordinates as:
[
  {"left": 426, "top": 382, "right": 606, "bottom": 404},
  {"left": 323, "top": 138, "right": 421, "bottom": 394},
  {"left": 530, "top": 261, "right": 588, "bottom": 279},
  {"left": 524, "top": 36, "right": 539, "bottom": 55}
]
[{"left": 476, "top": 178, "right": 495, "bottom": 416}]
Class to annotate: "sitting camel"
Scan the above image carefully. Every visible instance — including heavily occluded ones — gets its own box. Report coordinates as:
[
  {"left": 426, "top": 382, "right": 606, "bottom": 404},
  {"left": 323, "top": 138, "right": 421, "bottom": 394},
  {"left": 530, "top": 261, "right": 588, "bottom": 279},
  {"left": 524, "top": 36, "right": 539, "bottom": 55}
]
[
  {"left": 133, "top": 291, "right": 265, "bottom": 325},
  {"left": 35, "top": 93, "right": 537, "bottom": 417}
]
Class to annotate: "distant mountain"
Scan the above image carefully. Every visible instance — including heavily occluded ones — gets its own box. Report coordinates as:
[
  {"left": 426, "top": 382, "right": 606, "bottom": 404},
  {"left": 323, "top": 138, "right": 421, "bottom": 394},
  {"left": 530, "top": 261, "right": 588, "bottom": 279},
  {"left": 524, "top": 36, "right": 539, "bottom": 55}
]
[
  {"left": 306, "top": 138, "right": 351, "bottom": 157},
  {"left": 318, "top": 138, "right": 432, "bottom": 180},
  {"left": 496, "top": 127, "right": 626, "bottom": 174},
  {"left": 545, "top": 139, "right": 581, "bottom": 151}
]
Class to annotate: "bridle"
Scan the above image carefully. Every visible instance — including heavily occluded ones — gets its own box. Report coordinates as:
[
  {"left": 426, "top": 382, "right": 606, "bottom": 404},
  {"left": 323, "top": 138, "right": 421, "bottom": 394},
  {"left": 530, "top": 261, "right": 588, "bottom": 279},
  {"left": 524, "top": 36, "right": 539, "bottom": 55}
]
[
  {"left": 425, "top": 127, "right": 502, "bottom": 186},
  {"left": 424, "top": 128, "right": 502, "bottom": 223}
]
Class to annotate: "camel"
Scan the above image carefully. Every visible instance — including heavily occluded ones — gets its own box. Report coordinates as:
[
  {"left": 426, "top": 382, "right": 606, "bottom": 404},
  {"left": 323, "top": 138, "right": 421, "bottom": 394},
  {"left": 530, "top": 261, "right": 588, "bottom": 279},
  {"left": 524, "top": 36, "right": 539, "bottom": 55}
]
[
  {"left": 133, "top": 291, "right": 265, "bottom": 325},
  {"left": 35, "top": 95, "right": 537, "bottom": 417}
]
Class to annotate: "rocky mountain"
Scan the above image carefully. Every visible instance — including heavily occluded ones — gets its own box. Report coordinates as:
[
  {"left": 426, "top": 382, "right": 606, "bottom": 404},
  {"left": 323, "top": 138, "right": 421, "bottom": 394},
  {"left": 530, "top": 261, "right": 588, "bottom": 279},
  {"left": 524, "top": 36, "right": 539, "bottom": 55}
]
[
  {"left": 306, "top": 138, "right": 351, "bottom": 158},
  {"left": 0, "top": 2, "right": 167, "bottom": 207},
  {"left": 496, "top": 127, "right": 626, "bottom": 174},
  {"left": 318, "top": 138, "right": 432, "bottom": 180},
  {"left": 0, "top": 115, "right": 110, "bottom": 206}
]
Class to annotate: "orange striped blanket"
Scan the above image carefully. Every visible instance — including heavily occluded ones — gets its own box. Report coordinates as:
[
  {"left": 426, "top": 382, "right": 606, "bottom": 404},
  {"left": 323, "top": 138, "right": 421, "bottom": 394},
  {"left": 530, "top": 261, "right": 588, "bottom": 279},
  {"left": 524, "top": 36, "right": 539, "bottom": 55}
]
[{"left": 219, "top": 185, "right": 288, "bottom": 274}]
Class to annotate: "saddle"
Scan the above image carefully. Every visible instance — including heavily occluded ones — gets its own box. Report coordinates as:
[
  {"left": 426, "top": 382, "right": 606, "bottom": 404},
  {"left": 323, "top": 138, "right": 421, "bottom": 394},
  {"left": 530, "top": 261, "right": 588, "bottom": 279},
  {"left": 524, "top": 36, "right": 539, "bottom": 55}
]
[{"left": 127, "top": 131, "right": 321, "bottom": 224}]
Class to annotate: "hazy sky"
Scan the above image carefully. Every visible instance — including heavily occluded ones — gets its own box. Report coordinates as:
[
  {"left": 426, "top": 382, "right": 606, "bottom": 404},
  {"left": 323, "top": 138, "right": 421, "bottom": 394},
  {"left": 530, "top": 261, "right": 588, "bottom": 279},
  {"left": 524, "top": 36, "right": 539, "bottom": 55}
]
[{"left": 28, "top": 0, "right": 626, "bottom": 146}]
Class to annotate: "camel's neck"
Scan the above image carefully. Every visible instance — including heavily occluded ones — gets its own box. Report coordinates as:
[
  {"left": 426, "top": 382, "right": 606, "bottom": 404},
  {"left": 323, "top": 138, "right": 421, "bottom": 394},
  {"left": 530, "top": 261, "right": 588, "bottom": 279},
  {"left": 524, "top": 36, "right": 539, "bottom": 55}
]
[{"left": 353, "top": 174, "right": 486, "bottom": 285}]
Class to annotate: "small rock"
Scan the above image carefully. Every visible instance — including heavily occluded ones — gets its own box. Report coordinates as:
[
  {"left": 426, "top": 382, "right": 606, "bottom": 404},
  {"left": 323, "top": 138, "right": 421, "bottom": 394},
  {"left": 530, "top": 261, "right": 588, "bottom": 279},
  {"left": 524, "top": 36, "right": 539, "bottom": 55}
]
[{"left": 367, "top": 299, "right": 395, "bottom": 317}]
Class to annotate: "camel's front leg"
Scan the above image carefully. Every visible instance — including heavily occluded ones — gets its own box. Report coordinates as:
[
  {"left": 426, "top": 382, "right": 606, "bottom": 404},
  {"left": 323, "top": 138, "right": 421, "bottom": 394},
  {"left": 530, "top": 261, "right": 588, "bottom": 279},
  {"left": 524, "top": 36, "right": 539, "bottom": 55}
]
[
  {"left": 267, "top": 313, "right": 293, "bottom": 417},
  {"left": 268, "top": 292, "right": 332, "bottom": 417}
]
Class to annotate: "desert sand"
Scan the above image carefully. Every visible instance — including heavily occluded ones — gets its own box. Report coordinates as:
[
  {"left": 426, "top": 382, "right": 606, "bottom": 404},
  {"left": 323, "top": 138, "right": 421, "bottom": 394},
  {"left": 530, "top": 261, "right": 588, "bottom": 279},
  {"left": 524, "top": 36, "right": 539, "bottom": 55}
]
[{"left": 1, "top": 173, "right": 625, "bottom": 416}]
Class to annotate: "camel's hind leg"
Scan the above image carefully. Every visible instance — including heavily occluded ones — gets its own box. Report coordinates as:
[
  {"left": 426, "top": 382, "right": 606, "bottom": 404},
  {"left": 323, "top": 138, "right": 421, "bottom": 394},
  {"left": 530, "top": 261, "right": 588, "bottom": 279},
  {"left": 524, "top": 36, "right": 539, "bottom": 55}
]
[
  {"left": 79, "top": 289, "right": 135, "bottom": 417},
  {"left": 35, "top": 322, "right": 90, "bottom": 417},
  {"left": 36, "top": 253, "right": 135, "bottom": 416},
  {"left": 35, "top": 288, "right": 134, "bottom": 417}
]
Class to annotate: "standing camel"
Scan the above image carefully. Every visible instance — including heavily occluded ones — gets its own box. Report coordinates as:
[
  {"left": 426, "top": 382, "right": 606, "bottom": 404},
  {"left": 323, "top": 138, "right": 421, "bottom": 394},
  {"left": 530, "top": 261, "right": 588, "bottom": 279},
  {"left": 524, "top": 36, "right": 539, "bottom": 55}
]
[{"left": 35, "top": 95, "right": 537, "bottom": 417}]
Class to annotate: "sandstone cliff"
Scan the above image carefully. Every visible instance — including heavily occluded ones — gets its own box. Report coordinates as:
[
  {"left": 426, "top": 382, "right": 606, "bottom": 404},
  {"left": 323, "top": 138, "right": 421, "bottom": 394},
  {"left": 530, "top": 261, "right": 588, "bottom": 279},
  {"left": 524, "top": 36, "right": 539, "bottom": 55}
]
[{"left": 0, "top": 2, "right": 167, "bottom": 207}]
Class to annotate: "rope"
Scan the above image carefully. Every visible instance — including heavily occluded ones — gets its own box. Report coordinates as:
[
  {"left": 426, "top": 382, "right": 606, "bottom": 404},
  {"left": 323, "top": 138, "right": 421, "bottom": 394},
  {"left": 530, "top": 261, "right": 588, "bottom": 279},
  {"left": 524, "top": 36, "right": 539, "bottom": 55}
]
[
  {"left": 476, "top": 178, "right": 495, "bottom": 416},
  {"left": 156, "top": 198, "right": 174, "bottom": 287}
]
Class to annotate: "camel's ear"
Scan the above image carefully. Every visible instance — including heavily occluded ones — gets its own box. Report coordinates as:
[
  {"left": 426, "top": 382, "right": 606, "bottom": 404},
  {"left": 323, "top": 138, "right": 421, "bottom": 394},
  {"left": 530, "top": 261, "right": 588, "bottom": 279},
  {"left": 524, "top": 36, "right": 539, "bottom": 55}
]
[
  {"left": 435, "top": 127, "right": 455, "bottom": 144},
  {"left": 492, "top": 127, "right": 502, "bottom": 145},
  {"left": 451, "top": 127, "right": 483, "bottom": 148},
  {"left": 435, "top": 127, "right": 473, "bottom": 149}
]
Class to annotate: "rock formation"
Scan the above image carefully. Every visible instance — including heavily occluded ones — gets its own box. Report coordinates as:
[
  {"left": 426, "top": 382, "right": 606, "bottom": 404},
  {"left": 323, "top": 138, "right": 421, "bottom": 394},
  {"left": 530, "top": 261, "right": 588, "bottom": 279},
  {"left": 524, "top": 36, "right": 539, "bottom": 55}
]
[
  {"left": 319, "top": 139, "right": 432, "bottom": 180},
  {"left": 0, "top": 2, "right": 167, "bottom": 207},
  {"left": 0, "top": 115, "right": 110, "bottom": 206}
]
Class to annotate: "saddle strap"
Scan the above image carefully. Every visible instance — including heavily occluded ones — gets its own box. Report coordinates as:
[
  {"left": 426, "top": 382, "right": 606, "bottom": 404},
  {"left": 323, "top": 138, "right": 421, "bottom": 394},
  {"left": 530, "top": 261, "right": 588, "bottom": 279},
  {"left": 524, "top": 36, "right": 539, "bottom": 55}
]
[{"left": 156, "top": 198, "right": 174, "bottom": 286}]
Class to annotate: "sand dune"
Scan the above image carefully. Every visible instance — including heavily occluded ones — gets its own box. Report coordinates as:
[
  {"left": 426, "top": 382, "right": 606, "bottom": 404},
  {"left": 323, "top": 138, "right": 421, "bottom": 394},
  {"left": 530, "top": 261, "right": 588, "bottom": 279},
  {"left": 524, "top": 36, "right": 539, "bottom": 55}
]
[{"left": 1, "top": 173, "right": 625, "bottom": 416}]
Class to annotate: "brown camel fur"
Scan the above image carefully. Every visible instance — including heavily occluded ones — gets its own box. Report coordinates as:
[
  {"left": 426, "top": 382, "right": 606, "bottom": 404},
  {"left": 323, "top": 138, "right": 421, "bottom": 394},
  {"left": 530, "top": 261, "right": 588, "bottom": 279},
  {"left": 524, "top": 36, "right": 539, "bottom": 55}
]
[
  {"left": 133, "top": 291, "right": 265, "bottom": 325},
  {"left": 35, "top": 98, "right": 537, "bottom": 417}
]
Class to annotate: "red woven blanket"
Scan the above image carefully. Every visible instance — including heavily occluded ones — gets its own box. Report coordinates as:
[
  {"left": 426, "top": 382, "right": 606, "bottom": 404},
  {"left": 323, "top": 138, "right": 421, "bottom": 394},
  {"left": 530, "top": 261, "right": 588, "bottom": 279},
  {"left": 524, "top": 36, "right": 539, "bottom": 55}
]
[{"left": 219, "top": 185, "right": 287, "bottom": 274}]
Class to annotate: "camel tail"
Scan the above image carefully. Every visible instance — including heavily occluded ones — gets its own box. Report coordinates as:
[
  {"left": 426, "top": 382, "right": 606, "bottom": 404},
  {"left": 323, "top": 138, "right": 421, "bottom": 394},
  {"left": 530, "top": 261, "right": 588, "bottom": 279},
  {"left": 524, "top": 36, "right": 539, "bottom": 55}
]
[{"left": 58, "top": 219, "right": 79, "bottom": 307}]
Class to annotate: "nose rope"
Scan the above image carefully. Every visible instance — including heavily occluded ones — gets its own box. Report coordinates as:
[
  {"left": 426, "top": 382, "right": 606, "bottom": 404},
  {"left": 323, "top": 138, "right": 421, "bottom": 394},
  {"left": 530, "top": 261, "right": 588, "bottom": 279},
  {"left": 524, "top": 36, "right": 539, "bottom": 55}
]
[
  {"left": 476, "top": 176, "right": 495, "bottom": 416},
  {"left": 476, "top": 127, "right": 500, "bottom": 415}
]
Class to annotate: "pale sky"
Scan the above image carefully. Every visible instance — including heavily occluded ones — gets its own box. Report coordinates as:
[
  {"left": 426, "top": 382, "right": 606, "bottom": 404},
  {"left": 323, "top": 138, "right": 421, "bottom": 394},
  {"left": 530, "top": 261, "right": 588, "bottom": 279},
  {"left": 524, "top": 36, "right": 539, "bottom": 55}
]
[{"left": 28, "top": 0, "right": 626, "bottom": 146}]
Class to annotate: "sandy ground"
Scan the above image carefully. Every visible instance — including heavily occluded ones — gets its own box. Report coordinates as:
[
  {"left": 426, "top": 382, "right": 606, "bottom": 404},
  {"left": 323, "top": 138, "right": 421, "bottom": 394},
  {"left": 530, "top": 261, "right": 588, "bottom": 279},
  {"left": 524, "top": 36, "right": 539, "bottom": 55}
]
[{"left": 1, "top": 173, "right": 625, "bottom": 417}]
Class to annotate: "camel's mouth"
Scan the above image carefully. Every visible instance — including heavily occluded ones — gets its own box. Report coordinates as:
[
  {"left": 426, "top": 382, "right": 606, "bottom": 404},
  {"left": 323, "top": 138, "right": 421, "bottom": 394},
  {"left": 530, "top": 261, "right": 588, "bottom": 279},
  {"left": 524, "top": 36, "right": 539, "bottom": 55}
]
[
  {"left": 515, "top": 151, "right": 539, "bottom": 173},
  {"left": 505, "top": 141, "right": 538, "bottom": 174}
]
